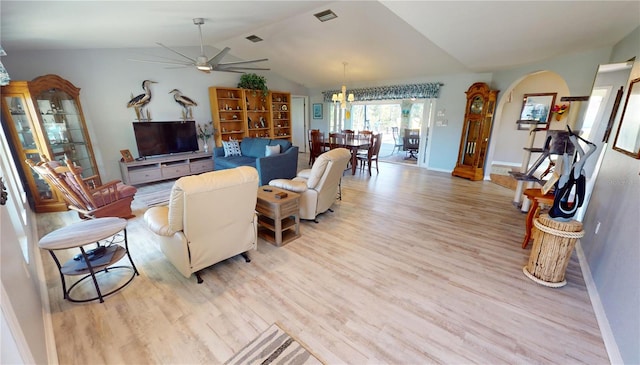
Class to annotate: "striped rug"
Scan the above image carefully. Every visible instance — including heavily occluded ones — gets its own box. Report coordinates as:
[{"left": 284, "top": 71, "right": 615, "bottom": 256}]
[
  {"left": 138, "top": 189, "right": 171, "bottom": 207},
  {"left": 225, "top": 324, "right": 323, "bottom": 365}
]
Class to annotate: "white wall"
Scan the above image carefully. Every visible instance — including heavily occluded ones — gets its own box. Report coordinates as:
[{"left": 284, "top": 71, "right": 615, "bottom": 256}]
[
  {"left": 3, "top": 47, "right": 308, "bottom": 182},
  {"left": 491, "top": 71, "right": 570, "bottom": 166},
  {"left": 580, "top": 26, "right": 640, "bottom": 365}
]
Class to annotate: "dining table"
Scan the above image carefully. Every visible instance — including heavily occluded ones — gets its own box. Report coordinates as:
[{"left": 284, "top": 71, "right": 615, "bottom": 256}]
[{"left": 322, "top": 136, "right": 370, "bottom": 175}]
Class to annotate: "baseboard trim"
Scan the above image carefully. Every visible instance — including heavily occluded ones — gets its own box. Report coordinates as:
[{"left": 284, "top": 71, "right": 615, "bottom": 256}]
[
  {"left": 426, "top": 167, "right": 452, "bottom": 173},
  {"left": 491, "top": 160, "right": 521, "bottom": 167},
  {"left": 575, "top": 242, "right": 623, "bottom": 364},
  {"left": 30, "top": 212, "right": 59, "bottom": 365}
]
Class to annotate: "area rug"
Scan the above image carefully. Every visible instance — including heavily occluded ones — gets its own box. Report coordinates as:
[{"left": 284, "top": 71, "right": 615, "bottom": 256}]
[
  {"left": 225, "top": 323, "right": 323, "bottom": 365},
  {"left": 133, "top": 179, "right": 176, "bottom": 207}
]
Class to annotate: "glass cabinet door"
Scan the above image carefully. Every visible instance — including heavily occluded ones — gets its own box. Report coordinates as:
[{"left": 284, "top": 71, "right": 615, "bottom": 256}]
[
  {"left": 2, "top": 74, "right": 101, "bottom": 213},
  {"left": 36, "top": 90, "right": 97, "bottom": 178},
  {"left": 2, "top": 93, "right": 56, "bottom": 203}
]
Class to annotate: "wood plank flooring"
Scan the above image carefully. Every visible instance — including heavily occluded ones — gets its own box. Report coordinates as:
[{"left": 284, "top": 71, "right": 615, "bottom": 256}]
[{"left": 36, "top": 155, "right": 608, "bottom": 364}]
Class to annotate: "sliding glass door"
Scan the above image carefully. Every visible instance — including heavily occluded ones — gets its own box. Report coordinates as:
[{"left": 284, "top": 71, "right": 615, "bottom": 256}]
[{"left": 344, "top": 100, "right": 432, "bottom": 167}]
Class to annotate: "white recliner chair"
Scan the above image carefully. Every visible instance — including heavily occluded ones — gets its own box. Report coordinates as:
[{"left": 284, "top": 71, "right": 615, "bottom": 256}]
[
  {"left": 269, "top": 148, "right": 350, "bottom": 222},
  {"left": 144, "top": 166, "right": 259, "bottom": 283}
]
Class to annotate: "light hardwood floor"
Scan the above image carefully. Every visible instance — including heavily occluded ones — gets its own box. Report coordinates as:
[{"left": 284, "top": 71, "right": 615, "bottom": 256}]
[{"left": 36, "top": 154, "right": 608, "bottom": 364}]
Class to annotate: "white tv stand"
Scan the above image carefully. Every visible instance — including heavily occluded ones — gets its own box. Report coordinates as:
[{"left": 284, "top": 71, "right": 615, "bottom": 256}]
[{"left": 119, "top": 152, "right": 213, "bottom": 185}]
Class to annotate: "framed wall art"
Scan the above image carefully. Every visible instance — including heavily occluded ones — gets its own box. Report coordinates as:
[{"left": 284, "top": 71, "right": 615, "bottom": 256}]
[
  {"left": 313, "top": 103, "right": 323, "bottom": 119},
  {"left": 612, "top": 77, "right": 640, "bottom": 159},
  {"left": 120, "top": 149, "right": 134, "bottom": 162},
  {"left": 516, "top": 92, "right": 556, "bottom": 130}
]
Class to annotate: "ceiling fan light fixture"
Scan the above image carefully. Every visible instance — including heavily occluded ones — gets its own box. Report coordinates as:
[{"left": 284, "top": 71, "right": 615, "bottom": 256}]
[
  {"left": 246, "top": 35, "right": 263, "bottom": 43},
  {"left": 197, "top": 64, "right": 212, "bottom": 71},
  {"left": 314, "top": 9, "right": 337, "bottom": 22}
]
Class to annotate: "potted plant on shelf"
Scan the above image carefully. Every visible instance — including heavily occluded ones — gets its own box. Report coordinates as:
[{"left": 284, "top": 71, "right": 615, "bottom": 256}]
[
  {"left": 197, "top": 122, "right": 215, "bottom": 153},
  {"left": 237, "top": 73, "right": 269, "bottom": 99}
]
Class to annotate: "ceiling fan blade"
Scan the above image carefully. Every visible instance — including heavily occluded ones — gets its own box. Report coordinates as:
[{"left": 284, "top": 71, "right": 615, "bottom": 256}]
[
  {"left": 213, "top": 69, "right": 245, "bottom": 74},
  {"left": 216, "top": 66, "right": 271, "bottom": 71},
  {"left": 156, "top": 42, "right": 197, "bottom": 63},
  {"left": 217, "top": 58, "right": 269, "bottom": 66},
  {"left": 207, "top": 47, "right": 231, "bottom": 67},
  {"left": 129, "top": 58, "right": 193, "bottom": 66}
]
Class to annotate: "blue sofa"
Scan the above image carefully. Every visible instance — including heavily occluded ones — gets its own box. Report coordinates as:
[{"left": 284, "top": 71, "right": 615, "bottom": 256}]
[{"left": 213, "top": 137, "right": 299, "bottom": 185}]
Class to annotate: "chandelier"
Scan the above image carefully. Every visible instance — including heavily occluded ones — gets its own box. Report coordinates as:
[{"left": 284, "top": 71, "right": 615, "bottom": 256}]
[{"left": 331, "top": 62, "right": 354, "bottom": 110}]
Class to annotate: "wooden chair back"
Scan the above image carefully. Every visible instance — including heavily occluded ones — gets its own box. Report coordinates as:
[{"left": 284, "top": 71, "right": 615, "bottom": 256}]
[
  {"left": 329, "top": 132, "right": 346, "bottom": 149},
  {"left": 26, "top": 156, "right": 136, "bottom": 219},
  {"left": 26, "top": 157, "right": 92, "bottom": 212},
  {"left": 308, "top": 129, "right": 324, "bottom": 165}
]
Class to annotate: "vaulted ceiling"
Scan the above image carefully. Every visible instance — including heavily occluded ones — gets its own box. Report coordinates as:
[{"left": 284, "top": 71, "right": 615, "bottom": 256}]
[{"left": 1, "top": 1, "right": 638, "bottom": 89}]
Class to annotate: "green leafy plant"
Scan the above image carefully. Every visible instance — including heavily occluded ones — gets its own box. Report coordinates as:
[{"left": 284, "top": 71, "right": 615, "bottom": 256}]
[{"left": 237, "top": 73, "right": 269, "bottom": 98}]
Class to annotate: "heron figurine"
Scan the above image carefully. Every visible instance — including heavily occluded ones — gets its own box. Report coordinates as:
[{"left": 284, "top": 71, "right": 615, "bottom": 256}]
[
  {"left": 127, "top": 80, "right": 157, "bottom": 121},
  {"left": 169, "top": 89, "right": 198, "bottom": 120}
]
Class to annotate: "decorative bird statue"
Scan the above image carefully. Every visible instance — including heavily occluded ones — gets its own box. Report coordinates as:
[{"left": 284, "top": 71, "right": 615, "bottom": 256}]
[
  {"left": 127, "top": 80, "right": 157, "bottom": 121},
  {"left": 169, "top": 89, "right": 198, "bottom": 120}
]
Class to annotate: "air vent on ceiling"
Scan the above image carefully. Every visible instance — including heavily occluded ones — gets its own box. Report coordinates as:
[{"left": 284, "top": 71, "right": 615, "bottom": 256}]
[
  {"left": 246, "top": 35, "right": 263, "bottom": 43},
  {"left": 314, "top": 9, "right": 337, "bottom": 22}
]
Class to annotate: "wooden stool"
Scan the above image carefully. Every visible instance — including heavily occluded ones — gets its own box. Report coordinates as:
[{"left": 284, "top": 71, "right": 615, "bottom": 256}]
[{"left": 521, "top": 188, "right": 555, "bottom": 249}]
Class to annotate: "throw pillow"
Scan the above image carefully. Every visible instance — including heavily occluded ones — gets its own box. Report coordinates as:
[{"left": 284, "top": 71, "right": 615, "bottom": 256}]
[
  {"left": 222, "top": 139, "right": 242, "bottom": 157},
  {"left": 265, "top": 145, "right": 280, "bottom": 157}
]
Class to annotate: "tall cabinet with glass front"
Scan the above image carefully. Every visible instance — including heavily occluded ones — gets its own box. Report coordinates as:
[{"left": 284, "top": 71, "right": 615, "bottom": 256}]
[{"left": 1, "top": 74, "right": 100, "bottom": 212}]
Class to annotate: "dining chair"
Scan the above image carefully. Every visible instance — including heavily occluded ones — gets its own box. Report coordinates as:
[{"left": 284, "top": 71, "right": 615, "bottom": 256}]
[
  {"left": 357, "top": 133, "right": 383, "bottom": 175},
  {"left": 403, "top": 129, "right": 420, "bottom": 160},
  {"left": 342, "top": 129, "right": 355, "bottom": 141},
  {"left": 391, "top": 127, "right": 403, "bottom": 154},
  {"left": 329, "top": 132, "right": 346, "bottom": 150},
  {"left": 308, "top": 129, "right": 324, "bottom": 166}
]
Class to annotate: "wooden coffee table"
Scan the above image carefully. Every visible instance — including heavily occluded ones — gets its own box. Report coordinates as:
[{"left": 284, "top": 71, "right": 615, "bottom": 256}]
[{"left": 256, "top": 185, "right": 300, "bottom": 246}]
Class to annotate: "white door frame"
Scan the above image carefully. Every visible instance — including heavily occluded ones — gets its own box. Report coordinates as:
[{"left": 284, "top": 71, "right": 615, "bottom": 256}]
[{"left": 291, "top": 95, "right": 309, "bottom": 152}]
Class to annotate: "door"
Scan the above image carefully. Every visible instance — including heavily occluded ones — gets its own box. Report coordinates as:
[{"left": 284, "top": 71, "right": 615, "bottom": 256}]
[{"left": 291, "top": 96, "right": 307, "bottom": 151}]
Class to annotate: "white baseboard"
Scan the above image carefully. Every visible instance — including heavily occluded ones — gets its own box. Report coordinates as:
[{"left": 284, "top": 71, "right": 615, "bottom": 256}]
[
  {"left": 575, "top": 242, "right": 622, "bottom": 364},
  {"left": 426, "top": 167, "right": 452, "bottom": 173},
  {"left": 491, "top": 160, "right": 521, "bottom": 167},
  {"left": 30, "top": 211, "right": 59, "bottom": 365}
]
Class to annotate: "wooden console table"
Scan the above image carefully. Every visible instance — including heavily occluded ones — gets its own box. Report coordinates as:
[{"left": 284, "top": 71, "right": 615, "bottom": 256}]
[
  {"left": 256, "top": 186, "right": 300, "bottom": 246},
  {"left": 119, "top": 152, "right": 213, "bottom": 185},
  {"left": 521, "top": 188, "right": 555, "bottom": 249}
]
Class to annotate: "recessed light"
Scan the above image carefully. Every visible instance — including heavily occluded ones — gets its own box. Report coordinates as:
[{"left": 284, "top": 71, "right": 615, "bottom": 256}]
[
  {"left": 314, "top": 9, "right": 337, "bottom": 22},
  {"left": 246, "top": 35, "right": 263, "bottom": 43}
]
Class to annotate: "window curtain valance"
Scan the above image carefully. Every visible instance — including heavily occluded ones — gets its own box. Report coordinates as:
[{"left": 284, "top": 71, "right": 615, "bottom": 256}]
[{"left": 322, "top": 82, "right": 443, "bottom": 102}]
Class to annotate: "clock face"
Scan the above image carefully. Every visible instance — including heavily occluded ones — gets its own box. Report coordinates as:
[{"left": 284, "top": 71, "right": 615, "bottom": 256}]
[{"left": 470, "top": 96, "right": 484, "bottom": 114}]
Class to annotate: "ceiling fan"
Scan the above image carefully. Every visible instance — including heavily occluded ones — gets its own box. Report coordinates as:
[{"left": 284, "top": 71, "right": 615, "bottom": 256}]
[{"left": 130, "top": 18, "right": 269, "bottom": 74}]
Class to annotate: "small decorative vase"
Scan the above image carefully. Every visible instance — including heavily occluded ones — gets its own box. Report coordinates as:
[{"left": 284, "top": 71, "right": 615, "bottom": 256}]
[
  {"left": 555, "top": 113, "right": 565, "bottom": 121},
  {"left": 203, "top": 141, "right": 209, "bottom": 153}
]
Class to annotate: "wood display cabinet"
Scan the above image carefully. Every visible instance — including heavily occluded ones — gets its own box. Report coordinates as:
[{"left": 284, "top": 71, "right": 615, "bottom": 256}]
[
  {"left": 451, "top": 82, "right": 499, "bottom": 181},
  {"left": 245, "top": 89, "right": 271, "bottom": 139},
  {"left": 270, "top": 91, "right": 291, "bottom": 140},
  {"left": 209, "top": 87, "right": 292, "bottom": 147},
  {"left": 1, "top": 74, "right": 101, "bottom": 212},
  {"left": 209, "top": 87, "right": 246, "bottom": 146}
]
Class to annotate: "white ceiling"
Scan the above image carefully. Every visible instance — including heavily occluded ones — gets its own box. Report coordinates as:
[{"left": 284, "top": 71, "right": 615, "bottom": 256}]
[{"left": 1, "top": 1, "right": 638, "bottom": 89}]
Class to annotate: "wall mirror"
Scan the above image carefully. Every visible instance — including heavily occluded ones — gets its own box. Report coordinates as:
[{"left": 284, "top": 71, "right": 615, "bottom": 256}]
[
  {"left": 517, "top": 92, "right": 556, "bottom": 130},
  {"left": 613, "top": 77, "right": 640, "bottom": 159}
]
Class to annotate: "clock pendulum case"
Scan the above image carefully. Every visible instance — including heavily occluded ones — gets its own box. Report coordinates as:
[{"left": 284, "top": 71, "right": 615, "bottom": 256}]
[{"left": 452, "top": 82, "right": 499, "bottom": 181}]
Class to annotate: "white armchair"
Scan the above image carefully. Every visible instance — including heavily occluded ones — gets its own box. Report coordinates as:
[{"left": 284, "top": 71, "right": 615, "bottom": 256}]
[
  {"left": 144, "top": 166, "right": 259, "bottom": 283},
  {"left": 269, "top": 148, "right": 350, "bottom": 222}
]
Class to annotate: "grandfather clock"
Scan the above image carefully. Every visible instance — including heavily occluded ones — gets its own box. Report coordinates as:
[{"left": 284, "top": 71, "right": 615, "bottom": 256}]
[{"left": 452, "top": 82, "right": 499, "bottom": 181}]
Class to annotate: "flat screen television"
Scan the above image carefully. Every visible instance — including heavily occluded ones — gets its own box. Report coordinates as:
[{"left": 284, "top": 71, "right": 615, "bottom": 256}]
[{"left": 132, "top": 121, "right": 199, "bottom": 158}]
